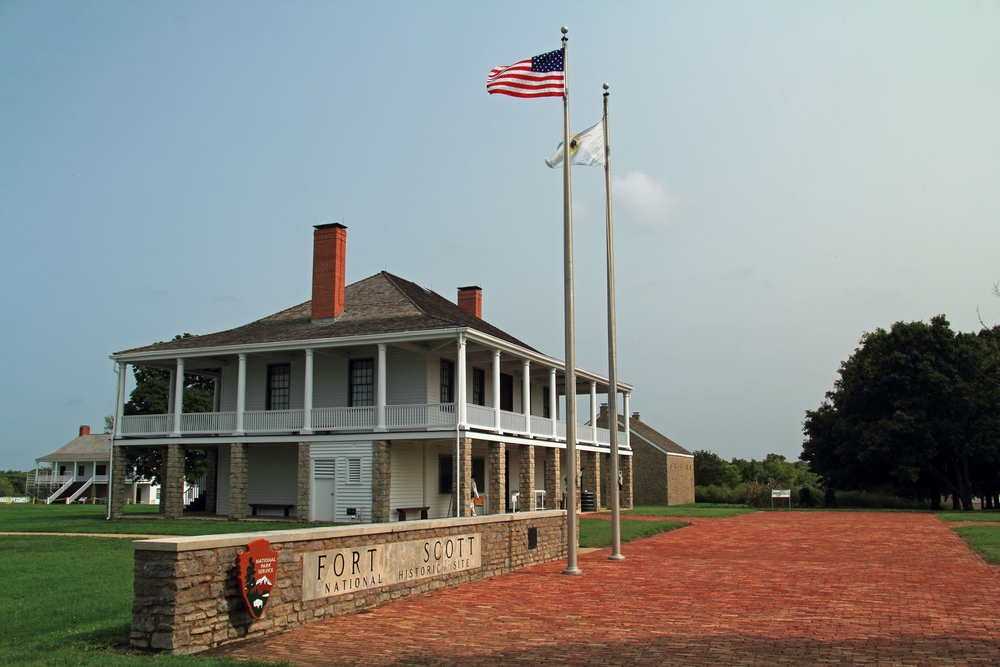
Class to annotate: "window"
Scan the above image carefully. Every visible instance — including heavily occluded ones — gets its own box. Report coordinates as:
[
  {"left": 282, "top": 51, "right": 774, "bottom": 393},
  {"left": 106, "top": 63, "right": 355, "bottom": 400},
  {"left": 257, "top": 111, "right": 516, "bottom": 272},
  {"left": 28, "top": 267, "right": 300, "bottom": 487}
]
[
  {"left": 59, "top": 465, "right": 67, "bottom": 476},
  {"left": 348, "top": 359, "right": 374, "bottom": 407},
  {"left": 96, "top": 465, "right": 106, "bottom": 476},
  {"left": 266, "top": 364, "right": 291, "bottom": 410},
  {"left": 439, "top": 455, "right": 453, "bottom": 494},
  {"left": 347, "top": 458, "right": 362, "bottom": 484},
  {"left": 78, "top": 465, "right": 85, "bottom": 476},
  {"left": 472, "top": 368, "right": 485, "bottom": 406},
  {"left": 500, "top": 373, "right": 514, "bottom": 411},
  {"left": 440, "top": 359, "right": 455, "bottom": 403},
  {"left": 543, "top": 386, "right": 551, "bottom": 418}
]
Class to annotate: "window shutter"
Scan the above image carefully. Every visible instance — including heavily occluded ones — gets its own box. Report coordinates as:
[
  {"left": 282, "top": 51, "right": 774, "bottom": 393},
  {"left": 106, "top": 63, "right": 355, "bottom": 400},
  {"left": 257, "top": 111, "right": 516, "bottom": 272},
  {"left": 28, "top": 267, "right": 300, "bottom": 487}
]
[{"left": 348, "top": 458, "right": 362, "bottom": 484}]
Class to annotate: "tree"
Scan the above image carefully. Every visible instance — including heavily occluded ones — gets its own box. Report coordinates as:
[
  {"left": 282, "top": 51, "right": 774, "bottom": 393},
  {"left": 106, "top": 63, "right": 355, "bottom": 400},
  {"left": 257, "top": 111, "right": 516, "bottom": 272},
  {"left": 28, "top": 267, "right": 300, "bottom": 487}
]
[
  {"left": 693, "top": 450, "right": 741, "bottom": 487},
  {"left": 801, "top": 316, "right": 1000, "bottom": 510},
  {"left": 122, "top": 335, "right": 216, "bottom": 485}
]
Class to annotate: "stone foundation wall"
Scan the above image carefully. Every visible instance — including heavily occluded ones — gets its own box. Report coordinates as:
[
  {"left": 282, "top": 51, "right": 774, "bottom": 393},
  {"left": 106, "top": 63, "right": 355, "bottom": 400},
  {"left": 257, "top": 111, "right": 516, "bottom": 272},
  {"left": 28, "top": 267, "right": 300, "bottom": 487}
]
[{"left": 131, "top": 511, "right": 568, "bottom": 654}]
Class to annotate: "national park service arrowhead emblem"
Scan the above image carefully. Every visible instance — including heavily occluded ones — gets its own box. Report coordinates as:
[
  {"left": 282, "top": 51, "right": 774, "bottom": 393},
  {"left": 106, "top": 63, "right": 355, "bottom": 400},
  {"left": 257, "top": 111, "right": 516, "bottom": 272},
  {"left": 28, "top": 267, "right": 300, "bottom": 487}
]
[{"left": 238, "top": 538, "right": 278, "bottom": 620}]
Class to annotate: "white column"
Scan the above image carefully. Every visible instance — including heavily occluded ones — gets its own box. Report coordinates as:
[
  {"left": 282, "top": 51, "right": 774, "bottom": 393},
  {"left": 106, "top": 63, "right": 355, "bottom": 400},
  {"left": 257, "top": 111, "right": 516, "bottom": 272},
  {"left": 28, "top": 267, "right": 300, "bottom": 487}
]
[
  {"left": 549, "top": 368, "right": 557, "bottom": 436},
  {"left": 170, "top": 358, "right": 185, "bottom": 437},
  {"left": 114, "top": 362, "right": 127, "bottom": 438},
  {"left": 522, "top": 360, "right": 531, "bottom": 433},
  {"left": 590, "top": 381, "right": 597, "bottom": 443},
  {"left": 166, "top": 368, "right": 175, "bottom": 421},
  {"left": 376, "top": 344, "right": 387, "bottom": 431},
  {"left": 623, "top": 392, "right": 631, "bottom": 449},
  {"left": 457, "top": 334, "right": 467, "bottom": 427},
  {"left": 302, "top": 349, "right": 314, "bottom": 434},
  {"left": 234, "top": 353, "right": 247, "bottom": 435},
  {"left": 492, "top": 349, "right": 501, "bottom": 432}
]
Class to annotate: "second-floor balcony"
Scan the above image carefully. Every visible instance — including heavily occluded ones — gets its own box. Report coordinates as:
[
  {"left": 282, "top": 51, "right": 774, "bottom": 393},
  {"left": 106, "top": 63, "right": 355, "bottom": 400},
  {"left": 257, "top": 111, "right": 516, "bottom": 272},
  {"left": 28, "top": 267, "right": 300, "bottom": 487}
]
[{"left": 118, "top": 403, "right": 629, "bottom": 450}]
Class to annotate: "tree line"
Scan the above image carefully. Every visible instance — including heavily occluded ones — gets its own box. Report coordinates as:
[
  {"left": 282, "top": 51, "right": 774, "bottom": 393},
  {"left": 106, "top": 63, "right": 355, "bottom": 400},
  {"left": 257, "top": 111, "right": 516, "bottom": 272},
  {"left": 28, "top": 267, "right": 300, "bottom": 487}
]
[{"left": 801, "top": 316, "right": 1000, "bottom": 510}]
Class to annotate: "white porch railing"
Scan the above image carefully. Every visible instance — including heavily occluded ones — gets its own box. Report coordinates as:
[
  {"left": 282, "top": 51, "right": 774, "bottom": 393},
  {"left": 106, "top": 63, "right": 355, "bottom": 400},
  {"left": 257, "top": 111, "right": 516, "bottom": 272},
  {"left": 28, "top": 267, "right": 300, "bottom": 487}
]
[
  {"left": 385, "top": 403, "right": 456, "bottom": 429},
  {"left": 120, "top": 414, "right": 172, "bottom": 435},
  {"left": 46, "top": 478, "right": 74, "bottom": 504},
  {"left": 243, "top": 409, "right": 304, "bottom": 432},
  {"left": 466, "top": 404, "right": 496, "bottom": 429},
  {"left": 311, "top": 406, "right": 376, "bottom": 430},
  {"left": 500, "top": 410, "right": 527, "bottom": 433},
  {"left": 181, "top": 412, "right": 237, "bottom": 433},
  {"left": 114, "top": 404, "right": 630, "bottom": 451}
]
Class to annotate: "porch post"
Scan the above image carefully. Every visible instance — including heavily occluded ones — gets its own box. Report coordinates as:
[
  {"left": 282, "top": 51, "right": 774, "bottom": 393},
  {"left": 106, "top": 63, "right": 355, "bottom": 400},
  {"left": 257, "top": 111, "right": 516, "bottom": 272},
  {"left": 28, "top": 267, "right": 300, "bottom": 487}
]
[
  {"left": 455, "top": 438, "right": 472, "bottom": 516},
  {"left": 543, "top": 447, "right": 561, "bottom": 510},
  {"left": 110, "top": 444, "right": 128, "bottom": 519},
  {"left": 624, "top": 392, "right": 631, "bottom": 447},
  {"left": 114, "top": 362, "right": 127, "bottom": 438},
  {"left": 457, "top": 334, "right": 467, "bottom": 427},
  {"left": 621, "top": 453, "right": 634, "bottom": 509},
  {"left": 549, "top": 368, "right": 557, "bottom": 437},
  {"left": 589, "top": 381, "right": 597, "bottom": 443},
  {"left": 372, "top": 440, "right": 391, "bottom": 523},
  {"left": 488, "top": 442, "right": 506, "bottom": 514},
  {"left": 170, "top": 358, "right": 184, "bottom": 437},
  {"left": 302, "top": 349, "right": 314, "bottom": 434},
  {"left": 228, "top": 442, "right": 247, "bottom": 520},
  {"left": 163, "top": 443, "right": 185, "bottom": 519},
  {"left": 296, "top": 442, "right": 311, "bottom": 521},
  {"left": 492, "top": 349, "right": 501, "bottom": 432},
  {"left": 584, "top": 450, "right": 601, "bottom": 510},
  {"left": 519, "top": 444, "right": 535, "bottom": 511},
  {"left": 376, "top": 344, "right": 387, "bottom": 431},
  {"left": 522, "top": 360, "right": 531, "bottom": 433},
  {"left": 234, "top": 354, "right": 247, "bottom": 436}
]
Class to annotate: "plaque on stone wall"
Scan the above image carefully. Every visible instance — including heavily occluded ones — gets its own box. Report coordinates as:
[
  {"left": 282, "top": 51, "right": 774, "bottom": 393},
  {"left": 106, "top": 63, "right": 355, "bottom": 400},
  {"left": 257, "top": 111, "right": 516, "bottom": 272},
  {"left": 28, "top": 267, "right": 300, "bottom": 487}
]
[
  {"left": 302, "top": 533, "right": 481, "bottom": 601},
  {"left": 238, "top": 539, "right": 278, "bottom": 620}
]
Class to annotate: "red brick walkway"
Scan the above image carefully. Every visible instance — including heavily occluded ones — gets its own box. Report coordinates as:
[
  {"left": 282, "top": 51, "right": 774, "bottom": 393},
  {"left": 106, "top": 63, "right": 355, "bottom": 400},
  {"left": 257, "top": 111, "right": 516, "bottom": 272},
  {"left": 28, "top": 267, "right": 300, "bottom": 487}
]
[{"left": 211, "top": 512, "right": 1000, "bottom": 666}]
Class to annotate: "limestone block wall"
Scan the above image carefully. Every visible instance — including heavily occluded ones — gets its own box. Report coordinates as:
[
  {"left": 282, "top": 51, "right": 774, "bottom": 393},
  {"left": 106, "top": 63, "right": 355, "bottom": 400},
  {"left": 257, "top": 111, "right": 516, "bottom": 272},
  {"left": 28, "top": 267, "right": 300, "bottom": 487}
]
[
  {"left": 667, "top": 454, "right": 695, "bottom": 506},
  {"left": 131, "top": 511, "right": 568, "bottom": 654},
  {"left": 633, "top": 440, "right": 667, "bottom": 506}
]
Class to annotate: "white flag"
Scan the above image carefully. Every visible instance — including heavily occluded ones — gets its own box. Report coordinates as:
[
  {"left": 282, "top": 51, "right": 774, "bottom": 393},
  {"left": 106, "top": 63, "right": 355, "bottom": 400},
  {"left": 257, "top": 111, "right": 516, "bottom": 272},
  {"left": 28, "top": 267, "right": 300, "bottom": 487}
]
[{"left": 545, "top": 120, "right": 605, "bottom": 168}]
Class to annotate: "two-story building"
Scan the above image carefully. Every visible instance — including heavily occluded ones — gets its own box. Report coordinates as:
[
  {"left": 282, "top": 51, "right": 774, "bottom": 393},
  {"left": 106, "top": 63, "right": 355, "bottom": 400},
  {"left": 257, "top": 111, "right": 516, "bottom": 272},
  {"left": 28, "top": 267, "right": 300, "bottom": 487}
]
[{"left": 108, "top": 224, "right": 635, "bottom": 523}]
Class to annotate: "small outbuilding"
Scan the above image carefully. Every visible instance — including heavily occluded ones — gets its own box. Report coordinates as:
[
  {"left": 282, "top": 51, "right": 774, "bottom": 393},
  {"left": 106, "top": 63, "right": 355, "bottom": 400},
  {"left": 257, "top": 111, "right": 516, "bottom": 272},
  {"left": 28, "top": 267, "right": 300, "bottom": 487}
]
[{"left": 598, "top": 407, "right": 694, "bottom": 506}]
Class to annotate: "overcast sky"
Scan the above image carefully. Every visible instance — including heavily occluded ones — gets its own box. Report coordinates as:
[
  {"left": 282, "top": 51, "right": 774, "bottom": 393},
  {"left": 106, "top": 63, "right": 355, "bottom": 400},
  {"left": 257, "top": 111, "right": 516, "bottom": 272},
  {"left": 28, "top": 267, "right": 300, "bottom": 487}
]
[{"left": 2, "top": 1, "right": 998, "bottom": 471}]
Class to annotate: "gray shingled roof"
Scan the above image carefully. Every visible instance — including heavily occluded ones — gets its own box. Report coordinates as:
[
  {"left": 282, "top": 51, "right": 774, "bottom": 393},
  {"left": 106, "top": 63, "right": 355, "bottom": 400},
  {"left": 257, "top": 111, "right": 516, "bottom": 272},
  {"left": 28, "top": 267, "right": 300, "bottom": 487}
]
[
  {"left": 624, "top": 416, "right": 693, "bottom": 456},
  {"left": 115, "top": 272, "right": 535, "bottom": 355},
  {"left": 37, "top": 434, "right": 111, "bottom": 462}
]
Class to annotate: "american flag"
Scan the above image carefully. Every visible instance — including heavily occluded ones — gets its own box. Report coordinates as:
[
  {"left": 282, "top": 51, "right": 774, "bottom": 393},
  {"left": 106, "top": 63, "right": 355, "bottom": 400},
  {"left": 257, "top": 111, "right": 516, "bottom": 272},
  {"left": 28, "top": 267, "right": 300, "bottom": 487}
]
[{"left": 486, "top": 49, "right": 565, "bottom": 99}]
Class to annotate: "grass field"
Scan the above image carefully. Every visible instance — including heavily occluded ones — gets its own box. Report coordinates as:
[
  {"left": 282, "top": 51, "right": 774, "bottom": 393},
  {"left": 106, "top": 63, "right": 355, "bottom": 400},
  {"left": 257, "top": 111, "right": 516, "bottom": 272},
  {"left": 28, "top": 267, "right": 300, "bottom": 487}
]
[
  {"left": 938, "top": 511, "right": 1000, "bottom": 522},
  {"left": 953, "top": 526, "right": 1000, "bottom": 564},
  {"left": 0, "top": 535, "right": 282, "bottom": 667},
  {"left": 1, "top": 502, "right": 329, "bottom": 535},
  {"left": 578, "top": 517, "right": 687, "bottom": 548},
  {"left": 625, "top": 503, "right": 756, "bottom": 519}
]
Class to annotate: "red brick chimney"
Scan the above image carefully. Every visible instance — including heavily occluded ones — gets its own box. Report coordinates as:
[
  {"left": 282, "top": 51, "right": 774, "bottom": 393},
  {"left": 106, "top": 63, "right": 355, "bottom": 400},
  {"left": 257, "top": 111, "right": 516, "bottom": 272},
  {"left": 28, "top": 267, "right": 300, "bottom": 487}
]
[
  {"left": 312, "top": 223, "right": 347, "bottom": 322},
  {"left": 79, "top": 425, "right": 91, "bottom": 436},
  {"left": 457, "top": 286, "right": 482, "bottom": 319}
]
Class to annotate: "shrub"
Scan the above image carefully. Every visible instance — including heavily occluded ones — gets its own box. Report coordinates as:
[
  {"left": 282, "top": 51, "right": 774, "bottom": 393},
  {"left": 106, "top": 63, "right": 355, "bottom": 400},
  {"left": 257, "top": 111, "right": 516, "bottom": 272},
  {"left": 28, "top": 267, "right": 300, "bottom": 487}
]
[
  {"left": 798, "top": 486, "right": 815, "bottom": 508},
  {"left": 695, "top": 484, "right": 745, "bottom": 505},
  {"left": 824, "top": 487, "right": 838, "bottom": 508},
  {"left": 832, "top": 490, "right": 931, "bottom": 510}
]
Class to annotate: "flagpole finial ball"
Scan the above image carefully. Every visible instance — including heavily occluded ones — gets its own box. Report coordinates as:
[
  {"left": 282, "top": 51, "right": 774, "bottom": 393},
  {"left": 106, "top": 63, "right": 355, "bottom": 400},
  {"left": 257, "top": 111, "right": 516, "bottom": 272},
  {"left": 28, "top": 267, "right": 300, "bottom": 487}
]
[
  {"left": 603, "top": 83, "right": 609, "bottom": 91},
  {"left": 561, "top": 26, "right": 568, "bottom": 34}
]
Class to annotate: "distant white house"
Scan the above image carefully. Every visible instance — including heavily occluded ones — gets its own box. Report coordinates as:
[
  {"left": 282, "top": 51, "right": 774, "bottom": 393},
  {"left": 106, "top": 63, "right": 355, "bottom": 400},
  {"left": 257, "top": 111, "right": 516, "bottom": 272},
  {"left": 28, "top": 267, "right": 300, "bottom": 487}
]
[{"left": 31, "top": 425, "right": 159, "bottom": 505}]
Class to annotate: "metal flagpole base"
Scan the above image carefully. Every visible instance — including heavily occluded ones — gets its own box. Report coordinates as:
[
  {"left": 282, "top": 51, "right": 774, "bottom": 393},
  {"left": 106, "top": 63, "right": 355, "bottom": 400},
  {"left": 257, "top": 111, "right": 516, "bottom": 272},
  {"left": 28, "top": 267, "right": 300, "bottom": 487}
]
[
  {"left": 562, "top": 566, "right": 583, "bottom": 575},
  {"left": 608, "top": 554, "right": 625, "bottom": 561}
]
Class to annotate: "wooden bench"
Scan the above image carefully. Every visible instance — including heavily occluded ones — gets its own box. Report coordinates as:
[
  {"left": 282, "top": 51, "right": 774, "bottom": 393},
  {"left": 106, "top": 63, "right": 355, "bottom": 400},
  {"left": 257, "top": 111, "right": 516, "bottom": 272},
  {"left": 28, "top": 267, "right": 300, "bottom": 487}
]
[
  {"left": 396, "top": 506, "right": 430, "bottom": 521},
  {"left": 249, "top": 503, "right": 295, "bottom": 517}
]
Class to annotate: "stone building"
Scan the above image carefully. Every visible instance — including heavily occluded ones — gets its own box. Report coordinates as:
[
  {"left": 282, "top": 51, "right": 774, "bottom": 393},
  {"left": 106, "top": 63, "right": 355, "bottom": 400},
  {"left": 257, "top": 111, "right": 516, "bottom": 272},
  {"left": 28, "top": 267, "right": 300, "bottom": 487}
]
[
  {"left": 598, "top": 406, "right": 694, "bottom": 506},
  {"left": 108, "top": 224, "right": 635, "bottom": 523}
]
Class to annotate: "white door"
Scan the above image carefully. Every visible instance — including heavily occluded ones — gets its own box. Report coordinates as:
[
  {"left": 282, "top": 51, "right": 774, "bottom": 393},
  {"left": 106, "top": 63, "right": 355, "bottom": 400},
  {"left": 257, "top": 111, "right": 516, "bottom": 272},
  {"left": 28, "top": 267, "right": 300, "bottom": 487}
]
[{"left": 313, "top": 459, "right": 336, "bottom": 522}]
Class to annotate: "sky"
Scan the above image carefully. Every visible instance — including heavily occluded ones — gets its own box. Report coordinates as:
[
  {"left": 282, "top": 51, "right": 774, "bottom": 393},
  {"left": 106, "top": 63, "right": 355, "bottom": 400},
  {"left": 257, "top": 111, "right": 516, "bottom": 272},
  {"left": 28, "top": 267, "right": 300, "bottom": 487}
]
[{"left": 2, "top": 1, "right": 998, "bottom": 472}]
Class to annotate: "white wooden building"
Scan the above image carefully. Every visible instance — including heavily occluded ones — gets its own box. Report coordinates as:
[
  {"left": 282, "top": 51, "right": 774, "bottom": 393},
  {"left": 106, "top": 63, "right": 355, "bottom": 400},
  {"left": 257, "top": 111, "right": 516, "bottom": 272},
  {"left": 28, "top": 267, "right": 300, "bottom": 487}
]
[{"left": 108, "top": 224, "right": 635, "bottom": 523}]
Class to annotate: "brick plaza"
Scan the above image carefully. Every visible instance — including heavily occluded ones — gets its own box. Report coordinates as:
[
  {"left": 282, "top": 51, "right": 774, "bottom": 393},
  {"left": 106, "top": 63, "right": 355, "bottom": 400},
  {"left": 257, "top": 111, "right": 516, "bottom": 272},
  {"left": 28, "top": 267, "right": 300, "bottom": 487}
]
[{"left": 211, "top": 512, "right": 1000, "bottom": 666}]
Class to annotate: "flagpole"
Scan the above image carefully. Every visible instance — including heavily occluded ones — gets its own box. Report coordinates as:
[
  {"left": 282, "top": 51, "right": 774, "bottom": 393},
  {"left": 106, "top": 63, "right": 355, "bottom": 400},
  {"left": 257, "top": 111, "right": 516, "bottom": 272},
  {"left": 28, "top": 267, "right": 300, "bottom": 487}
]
[
  {"left": 603, "top": 83, "right": 625, "bottom": 561},
  {"left": 560, "top": 26, "right": 582, "bottom": 576}
]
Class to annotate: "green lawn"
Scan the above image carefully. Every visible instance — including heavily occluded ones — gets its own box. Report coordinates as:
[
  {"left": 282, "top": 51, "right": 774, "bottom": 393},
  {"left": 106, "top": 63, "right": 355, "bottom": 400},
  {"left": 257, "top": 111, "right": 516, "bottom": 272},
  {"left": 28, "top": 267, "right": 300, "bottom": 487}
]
[
  {"left": 1, "top": 502, "right": 332, "bottom": 536},
  {"left": 578, "top": 517, "right": 687, "bottom": 548},
  {"left": 953, "top": 526, "right": 1000, "bottom": 564},
  {"left": 0, "top": 535, "right": 283, "bottom": 667},
  {"left": 938, "top": 511, "right": 1000, "bottom": 522},
  {"left": 625, "top": 503, "right": 756, "bottom": 519}
]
